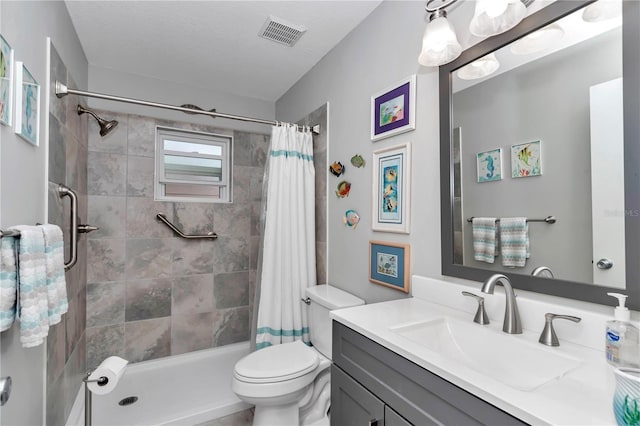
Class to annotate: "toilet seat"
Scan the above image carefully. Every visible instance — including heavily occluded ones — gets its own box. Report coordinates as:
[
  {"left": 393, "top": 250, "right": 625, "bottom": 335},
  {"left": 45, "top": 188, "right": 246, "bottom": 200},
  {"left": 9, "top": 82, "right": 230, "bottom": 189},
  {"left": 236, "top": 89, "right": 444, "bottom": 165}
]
[{"left": 234, "top": 341, "right": 319, "bottom": 383}]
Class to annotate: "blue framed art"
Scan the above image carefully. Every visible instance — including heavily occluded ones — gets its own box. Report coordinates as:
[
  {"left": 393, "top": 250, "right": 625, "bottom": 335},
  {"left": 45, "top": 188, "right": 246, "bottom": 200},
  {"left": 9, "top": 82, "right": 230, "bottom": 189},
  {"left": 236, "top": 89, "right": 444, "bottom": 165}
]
[
  {"left": 477, "top": 148, "right": 502, "bottom": 183},
  {"left": 372, "top": 143, "right": 411, "bottom": 234},
  {"left": 371, "top": 75, "right": 416, "bottom": 141},
  {"left": 14, "top": 61, "right": 39, "bottom": 146},
  {"left": 369, "top": 240, "right": 410, "bottom": 293}
]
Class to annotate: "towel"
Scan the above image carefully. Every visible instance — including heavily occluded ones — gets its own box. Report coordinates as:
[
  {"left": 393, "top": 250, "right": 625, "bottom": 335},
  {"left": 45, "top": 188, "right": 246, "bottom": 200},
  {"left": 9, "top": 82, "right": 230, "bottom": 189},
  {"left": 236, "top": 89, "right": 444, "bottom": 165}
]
[
  {"left": 0, "top": 236, "right": 17, "bottom": 331},
  {"left": 500, "top": 217, "right": 530, "bottom": 268},
  {"left": 41, "top": 224, "right": 68, "bottom": 326},
  {"left": 9, "top": 225, "right": 49, "bottom": 348},
  {"left": 472, "top": 217, "right": 498, "bottom": 264}
]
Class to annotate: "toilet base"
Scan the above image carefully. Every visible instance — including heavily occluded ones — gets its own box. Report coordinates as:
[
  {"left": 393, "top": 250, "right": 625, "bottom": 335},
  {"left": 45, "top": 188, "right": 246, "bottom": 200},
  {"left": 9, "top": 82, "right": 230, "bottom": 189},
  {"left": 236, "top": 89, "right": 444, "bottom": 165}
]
[{"left": 254, "top": 402, "right": 300, "bottom": 426}]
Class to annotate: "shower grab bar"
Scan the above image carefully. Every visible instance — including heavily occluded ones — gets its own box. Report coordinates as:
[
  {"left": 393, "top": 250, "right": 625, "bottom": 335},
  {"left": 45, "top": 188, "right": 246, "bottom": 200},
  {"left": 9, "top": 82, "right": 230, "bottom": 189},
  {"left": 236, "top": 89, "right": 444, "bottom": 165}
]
[
  {"left": 58, "top": 184, "right": 78, "bottom": 271},
  {"left": 0, "top": 184, "right": 96, "bottom": 271},
  {"left": 466, "top": 216, "right": 556, "bottom": 224},
  {"left": 156, "top": 213, "right": 218, "bottom": 240}
]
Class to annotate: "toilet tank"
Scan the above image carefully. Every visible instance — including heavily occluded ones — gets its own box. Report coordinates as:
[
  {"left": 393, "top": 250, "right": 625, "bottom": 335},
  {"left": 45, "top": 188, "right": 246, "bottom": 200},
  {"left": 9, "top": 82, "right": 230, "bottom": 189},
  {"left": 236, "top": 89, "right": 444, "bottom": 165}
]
[{"left": 306, "top": 285, "right": 364, "bottom": 359}]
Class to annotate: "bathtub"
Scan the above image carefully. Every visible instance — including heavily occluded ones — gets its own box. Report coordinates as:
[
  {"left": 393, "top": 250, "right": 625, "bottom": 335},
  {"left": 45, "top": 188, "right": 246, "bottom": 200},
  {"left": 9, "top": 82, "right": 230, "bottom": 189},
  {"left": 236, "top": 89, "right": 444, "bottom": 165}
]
[{"left": 66, "top": 342, "right": 251, "bottom": 426}]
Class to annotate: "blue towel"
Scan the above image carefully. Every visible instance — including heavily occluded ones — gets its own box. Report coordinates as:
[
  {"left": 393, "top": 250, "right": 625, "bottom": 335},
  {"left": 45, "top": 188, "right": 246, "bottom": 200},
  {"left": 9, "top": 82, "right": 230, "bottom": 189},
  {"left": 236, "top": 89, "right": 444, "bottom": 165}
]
[
  {"left": 9, "top": 225, "right": 49, "bottom": 348},
  {"left": 500, "top": 217, "right": 530, "bottom": 268},
  {"left": 472, "top": 217, "right": 498, "bottom": 264},
  {"left": 0, "top": 236, "right": 17, "bottom": 331},
  {"left": 41, "top": 225, "right": 68, "bottom": 325}
]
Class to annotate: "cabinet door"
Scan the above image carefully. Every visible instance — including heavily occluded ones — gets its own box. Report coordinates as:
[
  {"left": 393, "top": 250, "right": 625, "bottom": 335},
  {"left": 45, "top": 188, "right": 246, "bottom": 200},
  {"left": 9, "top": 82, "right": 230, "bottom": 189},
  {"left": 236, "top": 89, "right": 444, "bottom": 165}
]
[
  {"left": 385, "top": 406, "right": 413, "bottom": 426},
  {"left": 331, "top": 365, "right": 385, "bottom": 426}
]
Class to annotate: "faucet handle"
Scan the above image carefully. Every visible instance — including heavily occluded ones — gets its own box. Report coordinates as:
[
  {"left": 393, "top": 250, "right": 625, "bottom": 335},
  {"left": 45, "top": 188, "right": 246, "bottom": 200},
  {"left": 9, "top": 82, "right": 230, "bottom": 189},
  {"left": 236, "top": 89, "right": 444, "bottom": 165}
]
[
  {"left": 538, "top": 313, "right": 581, "bottom": 346},
  {"left": 462, "top": 291, "right": 490, "bottom": 325}
]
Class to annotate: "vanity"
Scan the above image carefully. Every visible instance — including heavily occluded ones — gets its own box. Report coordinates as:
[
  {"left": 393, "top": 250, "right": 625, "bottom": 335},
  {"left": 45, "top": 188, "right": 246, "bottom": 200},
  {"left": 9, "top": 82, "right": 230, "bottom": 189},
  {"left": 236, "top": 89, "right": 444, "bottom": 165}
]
[{"left": 330, "top": 276, "right": 617, "bottom": 425}]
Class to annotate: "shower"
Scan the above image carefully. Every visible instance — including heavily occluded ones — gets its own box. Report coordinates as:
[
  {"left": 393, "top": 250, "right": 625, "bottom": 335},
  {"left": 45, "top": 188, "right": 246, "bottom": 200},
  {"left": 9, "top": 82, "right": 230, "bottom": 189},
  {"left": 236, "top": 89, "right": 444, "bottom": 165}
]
[{"left": 77, "top": 105, "right": 118, "bottom": 137}]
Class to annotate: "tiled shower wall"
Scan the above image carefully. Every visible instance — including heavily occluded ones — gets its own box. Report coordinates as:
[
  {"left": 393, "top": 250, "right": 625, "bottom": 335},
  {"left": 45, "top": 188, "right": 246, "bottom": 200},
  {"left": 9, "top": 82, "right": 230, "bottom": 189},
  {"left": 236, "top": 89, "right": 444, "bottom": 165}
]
[
  {"left": 85, "top": 105, "right": 327, "bottom": 367},
  {"left": 47, "top": 43, "right": 89, "bottom": 425}
]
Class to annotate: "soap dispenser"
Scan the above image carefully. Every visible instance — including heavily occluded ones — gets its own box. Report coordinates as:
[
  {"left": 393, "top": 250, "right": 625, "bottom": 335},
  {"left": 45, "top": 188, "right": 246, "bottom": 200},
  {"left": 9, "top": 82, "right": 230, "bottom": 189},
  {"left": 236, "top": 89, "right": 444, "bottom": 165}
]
[{"left": 606, "top": 292, "right": 640, "bottom": 368}]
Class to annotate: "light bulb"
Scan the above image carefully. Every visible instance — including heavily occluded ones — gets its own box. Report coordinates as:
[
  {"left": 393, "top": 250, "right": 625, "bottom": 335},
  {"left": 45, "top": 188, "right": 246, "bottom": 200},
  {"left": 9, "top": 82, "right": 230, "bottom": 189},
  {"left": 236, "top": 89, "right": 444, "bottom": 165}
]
[
  {"left": 418, "top": 15, "right": 462, "bottom": 67},
  {"left": 469, "top": 0, "right": 526, "bottom": 37},
  {"left": 457, "top": 53, "right": 500, "bottom": 80}
]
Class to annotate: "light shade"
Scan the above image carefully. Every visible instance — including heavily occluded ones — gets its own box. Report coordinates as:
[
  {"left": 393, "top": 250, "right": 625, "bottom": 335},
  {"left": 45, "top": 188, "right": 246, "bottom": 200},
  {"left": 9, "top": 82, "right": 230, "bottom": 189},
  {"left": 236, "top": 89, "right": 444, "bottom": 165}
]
[
  {"left": 457, "top": 53, "right": 500, "bottom": 80},
  {"left": 469, "top": 0, "right": 527, "bottom": 37},
  {"left": 418, "top": 15, "right": 462, "bottom": 67},
  {"left": 582, "top": 0, "right": 622, "bottom": 23},
  {"left": 510, "top": 23, "right": 565, "bottom": 55}
]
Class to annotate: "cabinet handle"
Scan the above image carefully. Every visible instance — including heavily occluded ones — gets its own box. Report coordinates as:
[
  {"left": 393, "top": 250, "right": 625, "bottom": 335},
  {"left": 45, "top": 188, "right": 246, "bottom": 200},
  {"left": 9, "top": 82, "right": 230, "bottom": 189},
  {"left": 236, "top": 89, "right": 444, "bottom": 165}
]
[{"left": 369, "top": 419, "right": 378, "bottom": 426}]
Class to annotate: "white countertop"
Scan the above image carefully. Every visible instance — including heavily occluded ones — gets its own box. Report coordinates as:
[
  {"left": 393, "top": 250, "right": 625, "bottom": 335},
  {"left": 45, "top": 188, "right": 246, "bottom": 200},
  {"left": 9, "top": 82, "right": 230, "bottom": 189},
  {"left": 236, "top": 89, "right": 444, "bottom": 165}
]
[{"left": 330, "top": 277, "right": 618, "bottom": 425}]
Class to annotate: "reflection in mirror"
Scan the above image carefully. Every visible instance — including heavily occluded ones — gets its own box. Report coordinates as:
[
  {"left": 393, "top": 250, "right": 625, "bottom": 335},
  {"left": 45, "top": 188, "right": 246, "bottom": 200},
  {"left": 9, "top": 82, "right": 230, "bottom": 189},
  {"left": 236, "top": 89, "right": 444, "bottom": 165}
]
[
  {"left": 451, "top": 4, "right": 623, "bottom": 288},
  {"left": 440, "top": 0, "right": 640, "bottom": 309}
]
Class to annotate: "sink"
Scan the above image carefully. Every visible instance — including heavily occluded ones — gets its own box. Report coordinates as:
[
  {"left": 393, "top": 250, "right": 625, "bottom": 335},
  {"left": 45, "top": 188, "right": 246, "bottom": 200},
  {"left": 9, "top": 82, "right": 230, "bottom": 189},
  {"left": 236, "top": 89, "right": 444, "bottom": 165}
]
[{"left": 389, "top": 318, "right": 582, "bottom": 391}]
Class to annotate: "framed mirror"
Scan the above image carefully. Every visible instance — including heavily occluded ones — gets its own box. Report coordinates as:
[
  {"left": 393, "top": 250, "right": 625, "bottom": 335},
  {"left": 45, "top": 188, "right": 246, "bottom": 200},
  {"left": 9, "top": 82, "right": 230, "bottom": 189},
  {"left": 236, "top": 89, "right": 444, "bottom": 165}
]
[{"left": 439, "top": 0, "right": 640, "bottom": 309}]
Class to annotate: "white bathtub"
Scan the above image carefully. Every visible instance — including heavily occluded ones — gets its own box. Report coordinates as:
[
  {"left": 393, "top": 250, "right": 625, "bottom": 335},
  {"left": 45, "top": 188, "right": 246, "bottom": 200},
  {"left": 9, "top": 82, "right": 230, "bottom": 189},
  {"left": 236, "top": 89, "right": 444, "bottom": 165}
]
[{"left": 66, "top": 342, "right": 251, "bottom": 426}]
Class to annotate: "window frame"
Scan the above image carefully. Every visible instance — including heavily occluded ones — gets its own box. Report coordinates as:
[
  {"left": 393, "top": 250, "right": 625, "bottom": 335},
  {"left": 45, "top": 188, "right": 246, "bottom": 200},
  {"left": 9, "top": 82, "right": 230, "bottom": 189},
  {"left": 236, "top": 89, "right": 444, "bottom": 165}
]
[{"left": 154, "top": 126, "right": 233, "bottom": 203}]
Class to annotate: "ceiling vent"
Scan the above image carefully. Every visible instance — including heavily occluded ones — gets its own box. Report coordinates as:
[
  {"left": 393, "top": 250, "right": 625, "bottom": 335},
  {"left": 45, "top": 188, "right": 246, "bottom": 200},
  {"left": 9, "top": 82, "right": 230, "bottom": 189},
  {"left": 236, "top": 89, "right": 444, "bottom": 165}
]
[{"left": 259, "top": 15, "right": 306, "bottom": 47}]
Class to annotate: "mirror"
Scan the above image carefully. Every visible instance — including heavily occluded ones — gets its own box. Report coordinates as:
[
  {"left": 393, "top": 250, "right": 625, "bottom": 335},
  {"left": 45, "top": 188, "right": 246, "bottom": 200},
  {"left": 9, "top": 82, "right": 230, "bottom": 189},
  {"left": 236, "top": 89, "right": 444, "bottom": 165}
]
[{"left": 440, "top": 0, "right": 640, "bottom": 309}]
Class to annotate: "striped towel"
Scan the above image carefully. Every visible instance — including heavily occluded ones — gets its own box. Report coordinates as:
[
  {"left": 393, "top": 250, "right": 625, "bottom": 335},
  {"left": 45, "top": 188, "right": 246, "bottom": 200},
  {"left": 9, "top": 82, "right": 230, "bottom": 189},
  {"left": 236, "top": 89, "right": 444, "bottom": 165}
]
[
  {"left": 500, "top": 217, "right": 530, "bottom": 268},
  {"left": 472, "top": 217, "right": 498, "bottom": 264},
  {"left": 0, "top": 236, "right": 17, "bottom": 331},
  {"left": 41, "top": 225, "right": 68, "bottom": 325},
  {"left": 9, "top": 225, "right": 49, "bottom": 348}
]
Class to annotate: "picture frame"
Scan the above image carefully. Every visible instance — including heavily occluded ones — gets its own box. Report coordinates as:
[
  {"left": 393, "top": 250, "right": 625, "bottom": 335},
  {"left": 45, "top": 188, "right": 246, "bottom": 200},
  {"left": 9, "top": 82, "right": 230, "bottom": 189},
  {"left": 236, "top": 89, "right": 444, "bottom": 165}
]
[
  {"left": 372, "top": 143, "right": 411, "bottom": 233},
  {"left": 511, "top": 140, "right": 542, "bottom": 178},
  {"left": 371, "top": 75, "right": 416, "bottom": 141},
  {"left": 0, "top": 34, "right": 14, "bottom": 126},
  {"left": 476, "top": 148, "right": 502, "bottom": 183},
  {"left": 369, "top": 240, "right": 410, "bottom": 293},
  {"left": 14, "top": 62, "right": 40, "bottom": 146}
]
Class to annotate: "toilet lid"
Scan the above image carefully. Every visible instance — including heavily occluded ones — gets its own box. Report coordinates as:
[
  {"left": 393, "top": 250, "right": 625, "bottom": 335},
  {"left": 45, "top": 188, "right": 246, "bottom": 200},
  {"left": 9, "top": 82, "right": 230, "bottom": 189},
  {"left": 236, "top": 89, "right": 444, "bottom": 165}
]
[{"left": 234, "top": 341, "right": 319, "bottom": 383}]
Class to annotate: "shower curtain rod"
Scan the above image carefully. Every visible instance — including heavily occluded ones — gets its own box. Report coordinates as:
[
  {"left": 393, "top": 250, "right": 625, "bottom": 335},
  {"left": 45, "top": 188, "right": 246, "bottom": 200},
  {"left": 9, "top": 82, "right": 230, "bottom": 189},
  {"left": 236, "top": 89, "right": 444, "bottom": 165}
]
[{"left": 55, "top": 82, "right": 320, "bottom": 135}]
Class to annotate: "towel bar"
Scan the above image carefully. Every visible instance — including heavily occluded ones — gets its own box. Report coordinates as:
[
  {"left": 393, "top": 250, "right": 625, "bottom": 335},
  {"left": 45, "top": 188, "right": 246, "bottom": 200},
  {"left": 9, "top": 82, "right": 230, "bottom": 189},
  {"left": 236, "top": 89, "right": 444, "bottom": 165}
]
[{"left": 466, "top": 216, "right": 556, "bottom": 224}]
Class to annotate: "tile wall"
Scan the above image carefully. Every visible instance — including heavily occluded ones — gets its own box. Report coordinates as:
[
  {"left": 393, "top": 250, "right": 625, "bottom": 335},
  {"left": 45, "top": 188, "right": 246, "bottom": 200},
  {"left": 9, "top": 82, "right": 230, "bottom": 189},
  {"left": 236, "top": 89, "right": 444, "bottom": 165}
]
[
  {"left": 46, "top": 42, "right": 89, "bottom": 425},
  {"left": 84, "top": 105, "right": 327, "bottom": 367}
]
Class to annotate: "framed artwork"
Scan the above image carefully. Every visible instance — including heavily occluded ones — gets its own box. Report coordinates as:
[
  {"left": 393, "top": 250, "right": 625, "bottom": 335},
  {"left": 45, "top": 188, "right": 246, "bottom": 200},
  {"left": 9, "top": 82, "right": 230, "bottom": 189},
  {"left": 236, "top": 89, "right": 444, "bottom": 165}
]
[
  {"left": 372, "top": 143, "right": 411, "bottom": 234},
  {"left": 0, "top": 34, "right": 14, "bottom": 126},
  {"left": 477, "top": 148, "right": 502, "bottom": 183},
  {"left": 369, "top": 241, "right": 410, "bottom": 293},
  {"left": 14, "top": 62, "right": 40, "bottom": 146},
  {"left": 371, "top": 75, "right": 416, "bottom": 141},
  {"left": 511, "top": 140, "right": 541, "bottom": 178}
]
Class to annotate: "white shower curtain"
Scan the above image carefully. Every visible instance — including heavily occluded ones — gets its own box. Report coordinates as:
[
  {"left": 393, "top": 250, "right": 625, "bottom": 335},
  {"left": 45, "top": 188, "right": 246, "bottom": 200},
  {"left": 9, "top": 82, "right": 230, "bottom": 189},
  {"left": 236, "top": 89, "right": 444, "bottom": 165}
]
[{"left": 255, "top": 124, "right": 316, "bottom": 350}]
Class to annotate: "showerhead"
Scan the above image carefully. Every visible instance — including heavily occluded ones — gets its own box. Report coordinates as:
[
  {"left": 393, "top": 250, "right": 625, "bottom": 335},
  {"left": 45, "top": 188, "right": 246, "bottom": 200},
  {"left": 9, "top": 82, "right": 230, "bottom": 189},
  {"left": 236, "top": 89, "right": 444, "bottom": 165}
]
[{"left": 77, "top": 105, "right": 119, "bottom": 137}]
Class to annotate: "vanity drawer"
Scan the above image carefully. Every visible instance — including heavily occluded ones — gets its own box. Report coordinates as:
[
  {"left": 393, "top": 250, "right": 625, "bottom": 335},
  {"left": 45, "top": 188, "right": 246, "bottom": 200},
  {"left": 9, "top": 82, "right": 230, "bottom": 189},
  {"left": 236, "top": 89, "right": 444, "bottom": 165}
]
[{"left": 332, "top": 321, "right": 527, "bottom": 426}]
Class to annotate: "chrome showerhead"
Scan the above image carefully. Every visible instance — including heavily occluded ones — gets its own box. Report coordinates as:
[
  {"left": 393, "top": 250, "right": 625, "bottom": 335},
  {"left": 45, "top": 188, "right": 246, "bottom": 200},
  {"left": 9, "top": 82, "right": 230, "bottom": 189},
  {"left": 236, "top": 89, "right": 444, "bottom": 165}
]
[{"left": 77, "top": 105, "right": 119, "bottom": 137}]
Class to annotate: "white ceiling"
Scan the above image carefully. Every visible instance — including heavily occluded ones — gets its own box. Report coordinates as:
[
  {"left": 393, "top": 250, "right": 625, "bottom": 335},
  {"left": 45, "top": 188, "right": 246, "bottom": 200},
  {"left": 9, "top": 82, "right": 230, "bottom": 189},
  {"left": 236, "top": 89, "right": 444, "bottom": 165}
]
[{"left": 64, "top": 0, "right": 383, "bottom": 102}]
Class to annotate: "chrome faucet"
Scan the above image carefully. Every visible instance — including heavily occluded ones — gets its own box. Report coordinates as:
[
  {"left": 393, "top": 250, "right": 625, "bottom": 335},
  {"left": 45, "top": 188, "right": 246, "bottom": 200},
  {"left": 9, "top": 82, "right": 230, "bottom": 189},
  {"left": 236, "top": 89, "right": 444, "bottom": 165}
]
[
  {"left": 531, "top": 266, "right": 554, "bottom": 278},
  {"left": 481, "top": 274, "right": 522, "bottom": 334}
]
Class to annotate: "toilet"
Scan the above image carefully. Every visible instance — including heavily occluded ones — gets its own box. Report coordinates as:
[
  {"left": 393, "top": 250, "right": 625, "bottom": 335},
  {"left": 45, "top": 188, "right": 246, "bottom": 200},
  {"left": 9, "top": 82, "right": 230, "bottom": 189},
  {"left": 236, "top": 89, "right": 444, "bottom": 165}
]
[{"left": 232, "top": 284, "right": 365, "bottom": 426}]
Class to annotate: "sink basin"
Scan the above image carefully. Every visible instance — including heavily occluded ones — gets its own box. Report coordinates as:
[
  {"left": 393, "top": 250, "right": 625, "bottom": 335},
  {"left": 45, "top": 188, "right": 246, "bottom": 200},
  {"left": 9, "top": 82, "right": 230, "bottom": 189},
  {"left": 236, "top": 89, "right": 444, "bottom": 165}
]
[{"left": 389, "top": 318, "right": 582, "bottom": 391}]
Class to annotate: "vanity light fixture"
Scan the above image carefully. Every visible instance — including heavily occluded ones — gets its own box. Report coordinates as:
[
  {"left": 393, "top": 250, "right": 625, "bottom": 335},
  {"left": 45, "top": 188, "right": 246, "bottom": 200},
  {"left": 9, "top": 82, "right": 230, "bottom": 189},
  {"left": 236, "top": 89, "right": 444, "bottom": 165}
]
[
  {"left": 469, "top": 0, "right": 527, "bottom": 37},
  {"left": 582, "top": 0, "right": 622, "bottom": 23},
  {"left": 457, "top": 52, "right": 500, "bottom": 80},
  {"left": 509, "top": 23, "right": 565, "bottom": 55},
  {"left": 418, "top": 0, "right": 531, "bottom": 67},
  {"left": 418, "top": 0, "right": 462, "bottom": 67}
]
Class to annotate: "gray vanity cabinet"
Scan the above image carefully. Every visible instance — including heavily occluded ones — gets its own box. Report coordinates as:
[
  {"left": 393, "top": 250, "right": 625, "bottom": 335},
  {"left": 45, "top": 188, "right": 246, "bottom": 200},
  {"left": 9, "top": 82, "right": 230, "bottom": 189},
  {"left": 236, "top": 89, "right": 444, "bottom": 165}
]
[{"left": 331, "top": 322, "right": 528, "bottom": 426}]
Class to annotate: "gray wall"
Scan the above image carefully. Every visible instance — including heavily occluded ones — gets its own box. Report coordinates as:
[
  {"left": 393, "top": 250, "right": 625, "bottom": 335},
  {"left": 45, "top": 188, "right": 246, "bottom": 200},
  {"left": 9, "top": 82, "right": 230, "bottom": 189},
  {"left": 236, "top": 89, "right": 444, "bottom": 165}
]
[
  {"left": 0, "top": 1, "right": 88, "bottom": 425},
  {"left": 276, "top": 1, "right": 441, "bottom": 304},
  {"left": 453, "top": 29, "right": 622, "bottom": 283}
]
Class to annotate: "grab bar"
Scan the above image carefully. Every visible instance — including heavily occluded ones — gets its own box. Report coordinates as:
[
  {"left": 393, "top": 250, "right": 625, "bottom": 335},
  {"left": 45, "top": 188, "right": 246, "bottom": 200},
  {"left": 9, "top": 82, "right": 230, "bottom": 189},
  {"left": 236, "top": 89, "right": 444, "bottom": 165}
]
[
  {"left": 156, "top": 213, "right": 218, "bottom": 240},
  {"left": 58, "top": 184, "right": 78, "bottom": 271}
]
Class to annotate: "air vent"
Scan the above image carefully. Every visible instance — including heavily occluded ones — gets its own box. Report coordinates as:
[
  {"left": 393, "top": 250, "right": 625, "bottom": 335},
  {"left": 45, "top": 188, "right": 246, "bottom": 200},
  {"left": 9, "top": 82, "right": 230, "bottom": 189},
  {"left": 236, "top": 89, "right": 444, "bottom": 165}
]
[{"left": 259, "top": 15, "right": 306, "bottom": 47}]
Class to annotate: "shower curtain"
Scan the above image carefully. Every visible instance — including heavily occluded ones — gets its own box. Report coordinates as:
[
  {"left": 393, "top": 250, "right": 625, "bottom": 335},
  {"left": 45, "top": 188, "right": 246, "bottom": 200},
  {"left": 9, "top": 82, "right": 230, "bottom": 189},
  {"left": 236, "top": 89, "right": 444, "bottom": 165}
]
[{"left": 254, "top": 124, "right": 316, "bottom": 350}]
